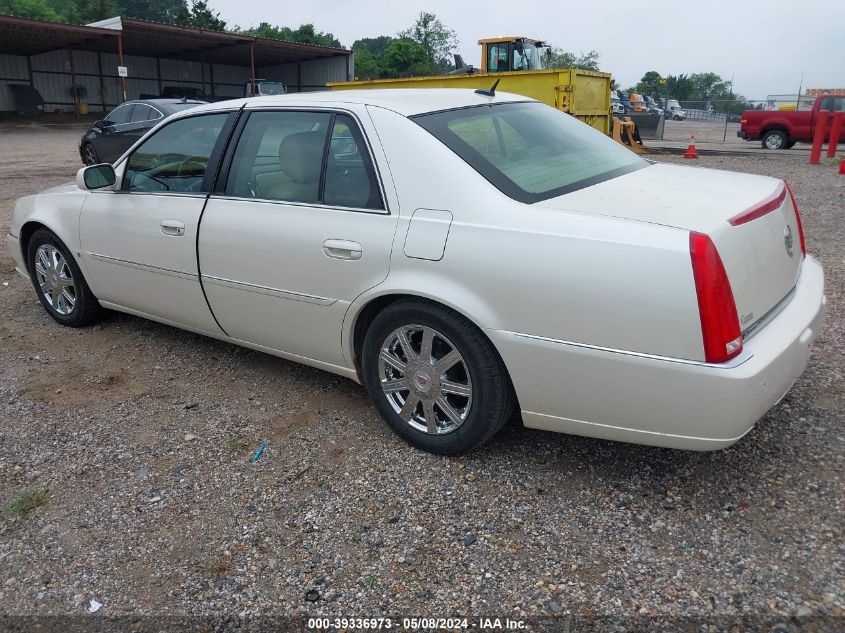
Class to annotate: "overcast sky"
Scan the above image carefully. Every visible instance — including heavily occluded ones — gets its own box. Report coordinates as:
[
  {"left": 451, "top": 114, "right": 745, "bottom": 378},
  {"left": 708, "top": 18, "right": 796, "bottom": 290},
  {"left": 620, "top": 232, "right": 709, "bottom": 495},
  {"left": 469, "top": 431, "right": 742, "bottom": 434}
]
[{"left": 214, "top": 0, "right": 844, "bottom": 99}]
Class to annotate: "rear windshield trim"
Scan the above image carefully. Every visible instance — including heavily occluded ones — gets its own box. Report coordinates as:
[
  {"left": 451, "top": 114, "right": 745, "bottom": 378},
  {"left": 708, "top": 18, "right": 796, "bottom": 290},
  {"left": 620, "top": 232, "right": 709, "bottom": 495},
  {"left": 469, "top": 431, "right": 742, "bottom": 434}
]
[{"left": 412, "top": 102, "right": 649, "bottom": 204}]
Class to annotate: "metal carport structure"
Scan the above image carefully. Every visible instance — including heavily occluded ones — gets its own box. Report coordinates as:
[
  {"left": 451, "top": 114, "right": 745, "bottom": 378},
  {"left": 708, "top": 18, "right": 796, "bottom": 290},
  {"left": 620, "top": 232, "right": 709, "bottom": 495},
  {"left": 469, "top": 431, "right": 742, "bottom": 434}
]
[{"left": 0, "top": 14, "right": 354, "bottom": 115}]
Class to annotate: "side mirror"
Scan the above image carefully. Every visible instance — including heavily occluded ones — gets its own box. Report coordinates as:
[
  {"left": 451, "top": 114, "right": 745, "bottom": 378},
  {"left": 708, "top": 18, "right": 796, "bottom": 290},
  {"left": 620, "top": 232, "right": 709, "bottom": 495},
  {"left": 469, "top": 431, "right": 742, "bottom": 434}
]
[
  {"left": 94, "top": 120, "right": 106, "bottom": 129},
  {"left": 76, "top": 164, "right": 116, "bottom": 191}
]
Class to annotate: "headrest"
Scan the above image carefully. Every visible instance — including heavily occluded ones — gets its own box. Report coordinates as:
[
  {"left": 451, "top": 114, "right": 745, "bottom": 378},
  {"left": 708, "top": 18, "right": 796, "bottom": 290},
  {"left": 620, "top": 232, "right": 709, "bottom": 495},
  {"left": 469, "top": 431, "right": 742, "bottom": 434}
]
[{"left": 279, "top": 131, "right": 324, "bottom": 184}]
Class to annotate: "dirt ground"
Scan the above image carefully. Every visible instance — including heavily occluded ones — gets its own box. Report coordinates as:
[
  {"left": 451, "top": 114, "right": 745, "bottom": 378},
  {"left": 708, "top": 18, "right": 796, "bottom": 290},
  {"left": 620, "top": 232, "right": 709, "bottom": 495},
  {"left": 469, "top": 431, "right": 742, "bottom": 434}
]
[{"left": 0, "top": 122, "right": 842, "bottom": 631}]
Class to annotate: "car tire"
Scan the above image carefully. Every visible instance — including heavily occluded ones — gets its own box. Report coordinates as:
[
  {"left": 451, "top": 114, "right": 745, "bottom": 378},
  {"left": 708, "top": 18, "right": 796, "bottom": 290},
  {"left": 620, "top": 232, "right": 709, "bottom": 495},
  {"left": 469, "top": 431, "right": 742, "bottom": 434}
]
[
  {"left": 27, "top": 228, "right": 106, "bottom": 327},
  {"left": 762, "top": 130, "right": 788, "bottom": 150},
  {"left": 362, "top": 299, "right": 515, "bottom": 455},
  {"left": 81, "top": 142, "right": 100, "bottom": 166}
]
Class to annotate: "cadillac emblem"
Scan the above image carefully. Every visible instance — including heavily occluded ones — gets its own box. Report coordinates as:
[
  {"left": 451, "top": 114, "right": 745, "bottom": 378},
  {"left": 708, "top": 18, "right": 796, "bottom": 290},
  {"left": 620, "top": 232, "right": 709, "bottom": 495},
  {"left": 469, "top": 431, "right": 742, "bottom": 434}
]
[{"left": 784, "top": 225, "right": 794, "bottom": 257}]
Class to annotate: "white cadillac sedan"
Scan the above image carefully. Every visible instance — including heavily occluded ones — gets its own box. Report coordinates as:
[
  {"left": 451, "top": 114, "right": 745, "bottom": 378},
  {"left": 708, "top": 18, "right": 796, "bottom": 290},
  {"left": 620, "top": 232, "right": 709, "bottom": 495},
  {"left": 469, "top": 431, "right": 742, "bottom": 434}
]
[{"left": 7, "top": 90, "right": 826, "bottom": 455}]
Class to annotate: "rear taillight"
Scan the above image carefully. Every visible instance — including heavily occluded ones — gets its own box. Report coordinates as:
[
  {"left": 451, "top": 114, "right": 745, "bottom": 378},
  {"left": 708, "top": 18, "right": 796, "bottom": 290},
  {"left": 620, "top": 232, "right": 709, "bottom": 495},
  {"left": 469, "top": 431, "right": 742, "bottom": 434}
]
[
  {"left": 784, "top": 181, "right": 806, "bottom": 257},
  {"left": 689, "top": 232, "right": 743, "bottom": 363},
  {"left": 728, "top": 182, "right": 786, "bottom": 226}
]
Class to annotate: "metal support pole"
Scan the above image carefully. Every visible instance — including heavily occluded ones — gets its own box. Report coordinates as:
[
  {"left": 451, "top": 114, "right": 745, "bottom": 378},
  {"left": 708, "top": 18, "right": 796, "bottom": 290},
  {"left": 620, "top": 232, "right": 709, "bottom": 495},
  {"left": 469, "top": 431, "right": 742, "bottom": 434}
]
[
  {"left": 97, "top": 52, "right": 105, "bottom": 112},
  {"left": 827, "top": 111, "right": 843, "bottom": 158},
  {"left": 809, "top": 112, "right": 829, "bottom": 165},
  {"left": 68, "top": 48, "right": 79, "bottom": 120},
  {"left": 250, "top": 42, "right": 256, "bottom": 96},
  {"left": 156, "top": 57, "right": 162, "bottom": 96},
  {"left": 117, "top": 33, "right": 127, "bottom": 102}
]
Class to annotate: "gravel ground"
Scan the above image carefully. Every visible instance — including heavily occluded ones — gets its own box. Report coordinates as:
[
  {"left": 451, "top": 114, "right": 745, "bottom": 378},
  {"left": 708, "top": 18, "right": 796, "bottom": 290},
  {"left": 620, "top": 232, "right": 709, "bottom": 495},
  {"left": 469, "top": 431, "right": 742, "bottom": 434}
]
[{"left": 0, "top": 124, "right": 843, "bottom": 631}]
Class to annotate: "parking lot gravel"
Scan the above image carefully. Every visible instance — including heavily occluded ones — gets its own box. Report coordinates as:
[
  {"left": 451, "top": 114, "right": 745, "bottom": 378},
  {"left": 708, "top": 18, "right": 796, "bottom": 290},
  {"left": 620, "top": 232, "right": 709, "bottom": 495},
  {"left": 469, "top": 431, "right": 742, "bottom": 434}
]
[{"left": 0, "top": 124, "right": 842, "bottom": 631}]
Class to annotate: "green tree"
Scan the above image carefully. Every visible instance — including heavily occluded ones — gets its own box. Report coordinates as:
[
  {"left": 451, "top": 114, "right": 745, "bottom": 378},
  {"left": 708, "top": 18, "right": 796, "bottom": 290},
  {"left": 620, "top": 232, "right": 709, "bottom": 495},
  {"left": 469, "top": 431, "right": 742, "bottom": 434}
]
[
  {"left": 634, "top": 70, "right": 663, "bottom": 96},
  {"left": 121, "top": 0, "right": 187, "bottom": 22},
  {"left": 352, "top": 36, "right": 393, "bottom": 57},
  {"left": 399, "top": 11, "right": 457, "bottom": 72},
  {"left": 665, "top": 74, "right": 694, "bottom": 100},
  {"left": 547, "top": 48, "right": 600, "bottom": 71},
  {"left": 235, "top": 22, "right": 341, "bottom": 48},
  {"left": 0, "top": 0, "right": 64, "bottom": 21},
  {"left": 175, "top": 0, "right": 226, "bottom": 31},
  {"left": 68, "top": 0, "right": 121, "bottom": 23},
  {"left": 352, "top": 47, "right": 381, "bottom": 80},
  {"left": 380, "top": 37, "right": 434, "bottom": 78}
]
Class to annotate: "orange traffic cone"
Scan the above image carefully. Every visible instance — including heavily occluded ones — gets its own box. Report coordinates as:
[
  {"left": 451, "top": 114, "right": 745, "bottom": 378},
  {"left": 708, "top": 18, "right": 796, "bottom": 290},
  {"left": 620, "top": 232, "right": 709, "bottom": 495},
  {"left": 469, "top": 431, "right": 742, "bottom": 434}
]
[
  {"left": 683, "top": 134, "right": 699, "bottom": 159},
  {"left": 840, "top": 158, "right": 845, "bottom": 175}
]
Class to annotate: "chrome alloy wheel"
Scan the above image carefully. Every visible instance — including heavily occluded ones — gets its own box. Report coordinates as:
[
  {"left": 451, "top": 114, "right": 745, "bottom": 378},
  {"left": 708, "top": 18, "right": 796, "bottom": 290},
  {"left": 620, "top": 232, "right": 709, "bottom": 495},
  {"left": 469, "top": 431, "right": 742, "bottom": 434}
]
[
  {"left": 765, "top": 134, "right": 783, "bottom": 149},
  {"left": 34, "top": 244, "right": 76, "bottom": 315},
  {"left": 378, "top": 325, "right": 473, "bottom": 435}
]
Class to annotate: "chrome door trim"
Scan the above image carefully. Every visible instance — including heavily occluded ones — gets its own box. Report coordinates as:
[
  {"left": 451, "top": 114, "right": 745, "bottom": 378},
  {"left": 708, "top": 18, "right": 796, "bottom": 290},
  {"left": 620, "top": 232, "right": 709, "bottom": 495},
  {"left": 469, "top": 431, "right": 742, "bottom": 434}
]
[
  {"left": 214, "top": 195, "right": 389, "bottom": 215},
  {"left": 509, "top": 331, "right": 753, "bottom": 369},
  {"left": 88, "top": 252, "right": 197, "bottom": 281},
  {"left": 200, "top": 274, "right": 336, "bottom": 306}
]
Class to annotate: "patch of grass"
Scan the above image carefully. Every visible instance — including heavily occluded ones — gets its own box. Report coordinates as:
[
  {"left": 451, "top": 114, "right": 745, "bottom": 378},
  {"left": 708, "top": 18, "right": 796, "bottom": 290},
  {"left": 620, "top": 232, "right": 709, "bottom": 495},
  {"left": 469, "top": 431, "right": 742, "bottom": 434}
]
[
  {"left": 8, "top": 487, "right": 51, "bottom": 517},
  {"left": 364, "top": 574, "right": 376, "bottom": 589},
  {"left": 226, "top": 437, "right": 248, "bottom": 454}
]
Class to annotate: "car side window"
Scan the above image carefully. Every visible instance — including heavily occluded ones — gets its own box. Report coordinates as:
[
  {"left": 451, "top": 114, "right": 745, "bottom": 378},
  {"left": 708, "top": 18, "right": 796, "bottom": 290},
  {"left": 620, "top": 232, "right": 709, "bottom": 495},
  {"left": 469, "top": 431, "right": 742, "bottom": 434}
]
[
  {"left": 106, "top": 104, "right": 132, "bottom": 124},
  {"left": 224, "top": 111, "right": 383, "bottom": 210},
  {"left": 226, "top": 111, "right": 331, "bottom": 204},
  {"left": 122, "top": 113, "right": 228, "bottom": 194},
  {"left": 323, "top": 114, "right": 383, "bottom": 210},
  {"left": 129, "top": 104, "right": 152, "bottom": 123}
]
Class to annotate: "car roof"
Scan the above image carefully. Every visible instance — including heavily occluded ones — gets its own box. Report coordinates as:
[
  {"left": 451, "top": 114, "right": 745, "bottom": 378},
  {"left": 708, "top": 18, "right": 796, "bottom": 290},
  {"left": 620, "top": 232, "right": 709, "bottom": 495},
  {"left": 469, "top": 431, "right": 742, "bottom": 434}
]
[
  {"left": 179, "top": 89, "right": 535, "bottom": 118},
  {"left": 120, "top": 98, "right": 206, "bottom": 109}
]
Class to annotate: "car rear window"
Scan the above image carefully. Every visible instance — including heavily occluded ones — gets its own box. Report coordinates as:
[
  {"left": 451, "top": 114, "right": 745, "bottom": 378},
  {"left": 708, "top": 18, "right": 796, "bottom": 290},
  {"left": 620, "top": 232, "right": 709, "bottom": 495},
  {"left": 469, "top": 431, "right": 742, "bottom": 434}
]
[{"left": 413, "top": 102, "right": 648, "bottom": 203}]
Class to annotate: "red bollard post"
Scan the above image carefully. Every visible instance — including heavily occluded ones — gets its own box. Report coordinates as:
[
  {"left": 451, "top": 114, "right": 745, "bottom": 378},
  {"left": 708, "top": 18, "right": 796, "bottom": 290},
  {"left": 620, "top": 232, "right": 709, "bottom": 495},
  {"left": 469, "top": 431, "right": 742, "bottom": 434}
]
[
  {"left": 809, "top": 111, "right": 829, "bottom": 164},
  {"left": 826, "top": 111, "right": 843, "bottom": 158}
]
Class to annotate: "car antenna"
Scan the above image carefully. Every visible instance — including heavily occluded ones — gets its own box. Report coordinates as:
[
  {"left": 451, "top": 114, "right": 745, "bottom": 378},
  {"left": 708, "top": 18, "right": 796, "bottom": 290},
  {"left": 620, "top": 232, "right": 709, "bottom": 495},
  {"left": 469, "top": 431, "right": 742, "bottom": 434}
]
[{"left": 475, "top": 78, "right": 501, "bottom": 97}]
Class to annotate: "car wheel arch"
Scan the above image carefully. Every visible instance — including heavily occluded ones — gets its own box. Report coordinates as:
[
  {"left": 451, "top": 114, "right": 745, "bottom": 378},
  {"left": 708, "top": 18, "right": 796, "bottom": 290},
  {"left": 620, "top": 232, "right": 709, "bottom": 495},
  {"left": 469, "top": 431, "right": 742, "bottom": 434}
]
[
  {"left": 18, "top": 221, "right": 51, "bottom": 273},
  {"left": 346, "top": 289, "right": 503, "bottom": 379}
]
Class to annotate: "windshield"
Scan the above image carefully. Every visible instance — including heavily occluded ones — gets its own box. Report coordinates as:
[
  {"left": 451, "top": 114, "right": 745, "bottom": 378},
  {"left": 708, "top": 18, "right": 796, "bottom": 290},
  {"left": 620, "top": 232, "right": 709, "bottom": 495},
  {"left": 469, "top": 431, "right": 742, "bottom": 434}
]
[
  {"left": 512, "top": 42, "right": 544, "bottom": 70},
  {"left": 258, "top": 82, "right": 285, "bottom": 95},
  {"left": 414, "top": 102, "right": 648, "bottom": 204}
]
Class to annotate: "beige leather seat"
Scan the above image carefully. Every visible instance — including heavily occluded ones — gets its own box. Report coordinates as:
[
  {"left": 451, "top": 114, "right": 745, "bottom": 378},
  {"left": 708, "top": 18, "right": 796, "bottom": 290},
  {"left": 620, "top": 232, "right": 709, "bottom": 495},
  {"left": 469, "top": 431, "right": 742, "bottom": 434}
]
[{"left": 255, "top": 131, "right": 323, "bottom": 203}]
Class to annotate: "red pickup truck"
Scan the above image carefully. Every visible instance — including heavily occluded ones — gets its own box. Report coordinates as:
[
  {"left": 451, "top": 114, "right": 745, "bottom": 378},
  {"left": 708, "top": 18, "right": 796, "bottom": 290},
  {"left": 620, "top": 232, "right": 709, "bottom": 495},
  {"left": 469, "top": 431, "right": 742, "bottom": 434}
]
[{"left": 738, "top": 94, "right": 845, "bottom": 149}]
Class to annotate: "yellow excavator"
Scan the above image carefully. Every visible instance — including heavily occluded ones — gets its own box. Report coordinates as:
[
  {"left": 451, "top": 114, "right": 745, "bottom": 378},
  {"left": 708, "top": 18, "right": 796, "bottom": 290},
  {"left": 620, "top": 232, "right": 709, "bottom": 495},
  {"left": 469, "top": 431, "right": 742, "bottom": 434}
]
[{"left": 331, "top": 36, "right": 644, "bottom": 152}]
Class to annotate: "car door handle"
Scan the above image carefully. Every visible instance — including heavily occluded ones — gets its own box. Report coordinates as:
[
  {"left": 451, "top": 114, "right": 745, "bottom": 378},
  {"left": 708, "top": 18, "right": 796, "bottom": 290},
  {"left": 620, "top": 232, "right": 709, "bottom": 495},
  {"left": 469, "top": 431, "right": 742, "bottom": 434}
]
[
  {"left": 160, "top": 220, "right": 185, "bottom": 236},
  {"left": 323, "top": 239, "right": 362, "bottom": 260}
]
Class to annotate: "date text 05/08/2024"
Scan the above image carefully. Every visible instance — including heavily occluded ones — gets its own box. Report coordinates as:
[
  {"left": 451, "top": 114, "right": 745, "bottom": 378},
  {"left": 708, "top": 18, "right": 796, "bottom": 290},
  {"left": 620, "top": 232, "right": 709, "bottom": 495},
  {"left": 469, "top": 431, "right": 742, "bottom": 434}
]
[{"left": 307, "top": 617, "right": 527, "bottom": 630}]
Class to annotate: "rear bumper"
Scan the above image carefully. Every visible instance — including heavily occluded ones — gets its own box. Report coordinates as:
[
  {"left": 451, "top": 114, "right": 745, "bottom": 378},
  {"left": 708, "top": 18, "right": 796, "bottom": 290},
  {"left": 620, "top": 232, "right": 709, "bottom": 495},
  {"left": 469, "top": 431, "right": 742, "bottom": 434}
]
[
  {"left": 490, "top": 256, "right": 826, "bottom": 450},
  {"left": 737, "top": 130, "right": 747, "bottom": 139}
]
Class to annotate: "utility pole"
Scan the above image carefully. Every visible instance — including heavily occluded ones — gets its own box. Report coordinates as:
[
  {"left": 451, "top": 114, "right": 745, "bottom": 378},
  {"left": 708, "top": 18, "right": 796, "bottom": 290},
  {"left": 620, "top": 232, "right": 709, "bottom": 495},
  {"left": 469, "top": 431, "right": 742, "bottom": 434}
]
[
  {"left": 796, "top": 71, "right": 804, "bottom": 109},
  {"left": 723, "top": 73, "right": 734, "bottom": 142}
]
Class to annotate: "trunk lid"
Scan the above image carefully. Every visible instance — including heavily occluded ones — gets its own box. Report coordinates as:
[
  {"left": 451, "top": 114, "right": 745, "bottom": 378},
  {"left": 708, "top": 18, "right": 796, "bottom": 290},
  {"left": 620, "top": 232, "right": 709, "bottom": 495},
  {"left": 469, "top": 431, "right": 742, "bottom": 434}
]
[{"left": 536, "top": 163, "right": 803, "bottom": 337}]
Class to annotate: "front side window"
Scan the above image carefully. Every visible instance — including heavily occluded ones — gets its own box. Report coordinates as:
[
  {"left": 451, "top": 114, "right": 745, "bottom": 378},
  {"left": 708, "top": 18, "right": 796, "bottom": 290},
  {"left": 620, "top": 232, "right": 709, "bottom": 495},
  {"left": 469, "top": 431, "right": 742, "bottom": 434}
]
[
  {"left": 414, "top": 102, "right": 648, "bottom": 204},
  {"left": 225, "top": 111, "right": 383, "bottom": 210},
  {"left": 123, "top": 113, "right": 228, "bottom": 193}
]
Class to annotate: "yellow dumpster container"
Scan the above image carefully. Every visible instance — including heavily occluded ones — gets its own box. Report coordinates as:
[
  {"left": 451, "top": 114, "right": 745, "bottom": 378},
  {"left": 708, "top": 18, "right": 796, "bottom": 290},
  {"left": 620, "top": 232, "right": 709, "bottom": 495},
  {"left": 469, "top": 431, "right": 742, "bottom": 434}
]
[{"left": 328, "top": 68, "right": 612, "bottom": 134}]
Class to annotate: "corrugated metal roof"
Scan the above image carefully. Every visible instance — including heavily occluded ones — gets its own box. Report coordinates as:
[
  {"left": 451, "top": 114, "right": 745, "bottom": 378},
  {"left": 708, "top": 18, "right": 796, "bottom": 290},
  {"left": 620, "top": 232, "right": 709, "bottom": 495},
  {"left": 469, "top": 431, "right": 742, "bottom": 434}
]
[{"left": 0, "top": 14, "right": 352, "bottom": 65}]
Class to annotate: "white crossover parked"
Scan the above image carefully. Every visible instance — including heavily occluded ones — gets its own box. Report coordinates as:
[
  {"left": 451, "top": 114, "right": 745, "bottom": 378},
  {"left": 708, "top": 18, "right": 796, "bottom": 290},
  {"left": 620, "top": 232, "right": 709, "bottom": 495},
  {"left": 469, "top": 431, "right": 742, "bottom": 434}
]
[{"left": 8, "top": 89, "right": 826, "bottom": 454}]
